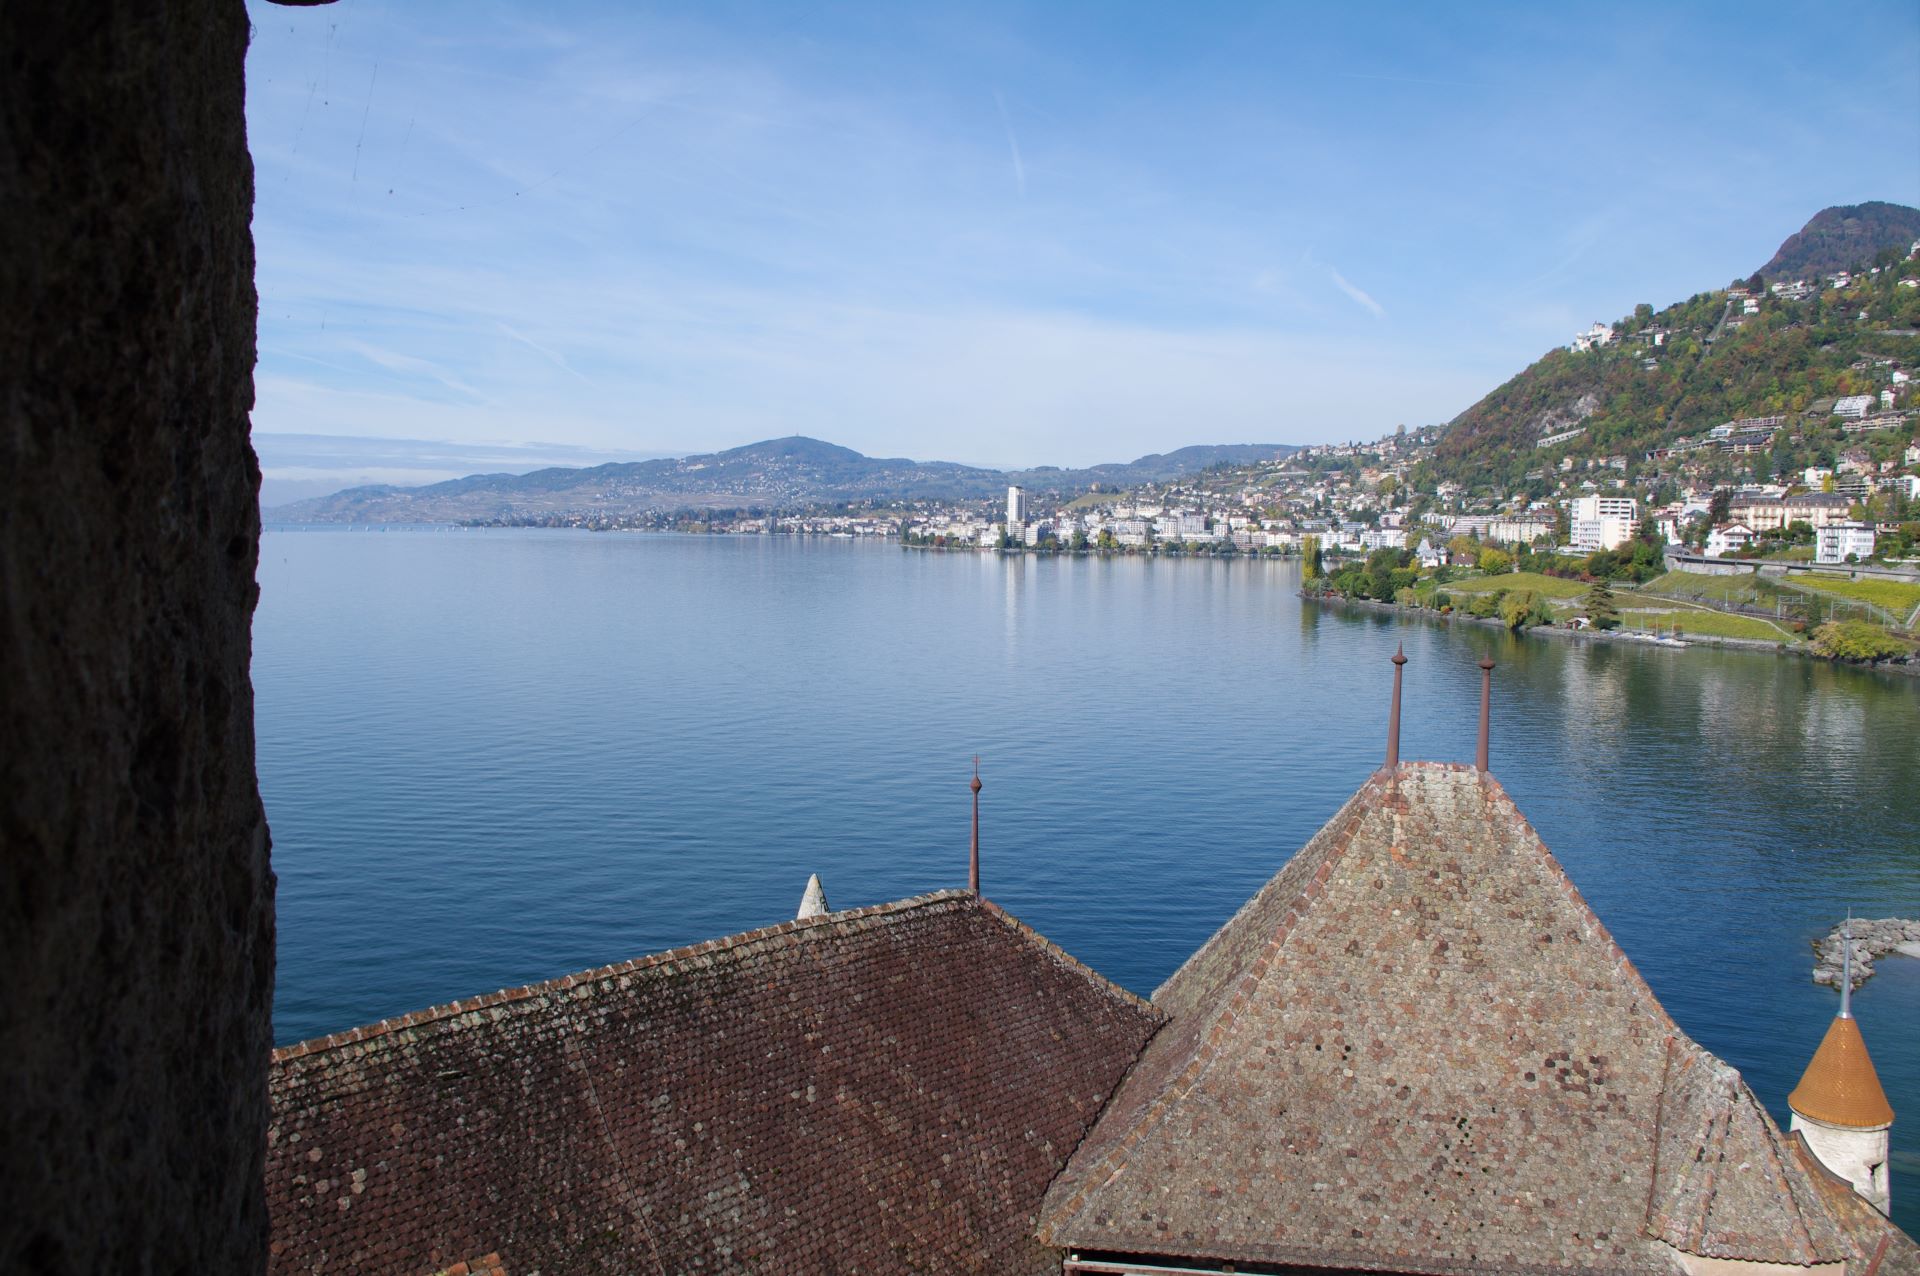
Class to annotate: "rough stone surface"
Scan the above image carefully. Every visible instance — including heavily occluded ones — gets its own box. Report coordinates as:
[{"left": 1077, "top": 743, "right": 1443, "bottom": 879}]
[
  {"left": 1812, "top": 918, "right": 1920, "bottom": 991},
  {"left": 0, "top": 3, "right": 273, "bottom": 1272}
]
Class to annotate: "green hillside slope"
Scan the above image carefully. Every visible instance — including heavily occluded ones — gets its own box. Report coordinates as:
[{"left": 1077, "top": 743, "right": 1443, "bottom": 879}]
[{"left": 1430, "top": 228, "right": 1920, "bottom": 495}]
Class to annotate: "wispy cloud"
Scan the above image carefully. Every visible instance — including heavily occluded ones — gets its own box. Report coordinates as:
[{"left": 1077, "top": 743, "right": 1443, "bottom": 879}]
[
  {"left": 993, "top": 89, "right": 1026, "bottom": 197},
  {"left": 498, "top": 322, "right": 592, "bottom": 382},
  {"left": 1328, "top": 267, "right": 1385, "bottom": 319},
  {"left": 344, "top": 340, "right": 489, "bottom": 401}
]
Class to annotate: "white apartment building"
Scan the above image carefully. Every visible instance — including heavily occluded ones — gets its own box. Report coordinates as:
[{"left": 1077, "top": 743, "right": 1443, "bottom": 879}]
[
  {"left": 1569, "top": 322, "right": 1615, "bottom": 352},
  {"left": 1705, "top": 523, "right": 1755, "bottom": 558},
  {"left": 1488, "top": 515, "right": 1555, "bottom": 546},
  {"left": 1729, "top": 492, "right": 1852, "bottom": 531},
  {"left": 1160, "top": 511, "right": 1210, "bottom": 541},
  {"left": 1832, "top": 395, "right": 1874, "bottom": 420},
  {"left": 1567, "top": 495, "right": 1638, "bottom": 552},
  {"left": 1815, "top": 521, "right": 1876, "bottom": 565},
  {"left": 1006, "top": 486, "right": 1029, "bottom": 525}
]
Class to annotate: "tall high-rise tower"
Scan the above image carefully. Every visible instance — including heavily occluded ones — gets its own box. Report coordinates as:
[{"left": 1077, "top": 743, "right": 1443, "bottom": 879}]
[
  {"left": 1788, "top": 931, "right": 1895, "bottom": 1215},
  {"left": 1007, "top": 485, "right": 1028, "bottom": 526}
]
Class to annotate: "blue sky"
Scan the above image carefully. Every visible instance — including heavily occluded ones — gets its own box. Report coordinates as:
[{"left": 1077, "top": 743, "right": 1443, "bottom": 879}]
[{"left": 246, "top": 0, "right": 1920, "bottom": 472}]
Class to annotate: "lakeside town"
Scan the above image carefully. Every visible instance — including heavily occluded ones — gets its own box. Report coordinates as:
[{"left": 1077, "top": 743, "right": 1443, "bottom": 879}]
[
  {"left": 342, "top": 241, "right": 1920, "bottom": 664},
  {"left": 563, "top": 257, "right": 1920, "bottom": 663}
]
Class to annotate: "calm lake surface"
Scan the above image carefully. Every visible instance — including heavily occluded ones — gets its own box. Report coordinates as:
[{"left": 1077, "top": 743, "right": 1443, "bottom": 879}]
[{"left": 256, "top": 528, "right": 1920, "bottom": 1231}]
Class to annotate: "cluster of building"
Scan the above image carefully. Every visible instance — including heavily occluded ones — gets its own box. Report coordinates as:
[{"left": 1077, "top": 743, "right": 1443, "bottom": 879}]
[
  {"left": 883, "top": 421, "right": 1907, "bottom": 572},
  {"left": 636, "top": 345, "right": 1920, "bottom": 578}
]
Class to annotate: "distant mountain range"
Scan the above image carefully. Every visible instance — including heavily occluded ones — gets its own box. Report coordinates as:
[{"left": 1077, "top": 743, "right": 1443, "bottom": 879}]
[
  {"left": 1430, "top": 202, "right": 1920, "bottom": 492},
  {"left": 266, "top": 436, "right": 1300, "bottom": 523}
]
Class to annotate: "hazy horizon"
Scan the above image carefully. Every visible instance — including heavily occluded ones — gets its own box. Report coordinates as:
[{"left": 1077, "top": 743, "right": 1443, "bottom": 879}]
[{"left": 252, "top": 428, "right": 1315, "bottom": 509}]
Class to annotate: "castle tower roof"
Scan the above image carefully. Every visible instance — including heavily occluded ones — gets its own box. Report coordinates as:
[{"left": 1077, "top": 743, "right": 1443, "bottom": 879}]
[
  {"left": 1038, "top": 763, "right": 1866, "bottom": 1273},
  {"left": 1789, "top": 1015, "right": 1895, "bottom": 1129}
]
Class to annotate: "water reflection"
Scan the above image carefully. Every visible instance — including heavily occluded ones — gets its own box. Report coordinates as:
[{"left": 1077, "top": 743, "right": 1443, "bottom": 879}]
[{"left": 260, "top": 533, "right": 1920, "bottom": 1233}]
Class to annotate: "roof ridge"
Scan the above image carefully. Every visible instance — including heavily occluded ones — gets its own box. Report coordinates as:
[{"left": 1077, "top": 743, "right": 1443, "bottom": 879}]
[
  {"left": 1748, "top": 1086, "right": 1825, "bottom": 1261},
  {"left": 1148, "top": 775, "right": 1376, "bottom": 1005},
  {"left": 1040, "top": 776, "right": 1382, "bottom": 1233},
  {"left": 1474, "top": 768, "right": 1686, "bottom": 1037},
  {"left": 272, "top": 889, "right": 974, "bottom": 1063},
  {"left": 1644, "top": 1038, "right": 1852, "bottom": 1265},
  {"left": 977, "top": 898, "right": 1164, "bottom": 1019}
]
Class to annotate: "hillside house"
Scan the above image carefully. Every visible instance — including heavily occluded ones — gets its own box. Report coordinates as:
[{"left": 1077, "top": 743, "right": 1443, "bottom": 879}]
[
  {"left": 1570, "top": 322, "right": 1616, "bottom": 352},
  {"left": 1706, "top": 523, "right": 1756, "bottom": 557}
]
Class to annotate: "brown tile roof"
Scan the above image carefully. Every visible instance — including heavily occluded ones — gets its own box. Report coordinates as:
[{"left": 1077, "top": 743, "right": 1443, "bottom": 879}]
[
  {"left": 1790, "top": 1014, "right": 1897, "bottom": 1129},
  {"left": 1036, "top": 763, "right": 1872, "bottom": 1274},
  {"left": 267, "top": 891, "right": 1161, "bottom": 1275}
]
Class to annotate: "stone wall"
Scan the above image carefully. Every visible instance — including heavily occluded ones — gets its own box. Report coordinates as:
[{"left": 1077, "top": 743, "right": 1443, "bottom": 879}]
[{"left": 1, "top": 2, "right": 272, "bottom": 1271}]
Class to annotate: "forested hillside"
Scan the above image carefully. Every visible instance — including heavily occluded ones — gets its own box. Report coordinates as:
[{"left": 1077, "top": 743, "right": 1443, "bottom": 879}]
[{"left": 1428, "top": 213, "right": 1920, "bottom": 495}]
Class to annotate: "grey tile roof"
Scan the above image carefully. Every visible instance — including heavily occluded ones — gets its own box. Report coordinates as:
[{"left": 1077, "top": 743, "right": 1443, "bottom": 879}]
[{"left": 1037, "top": 764, "right": 1871, "bottom": 1274}]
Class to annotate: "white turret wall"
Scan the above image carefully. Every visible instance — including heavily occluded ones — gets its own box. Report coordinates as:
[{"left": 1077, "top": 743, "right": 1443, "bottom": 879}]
[{"left": 1790, "top": 1113, "right": 1891, "bottom": 1216}]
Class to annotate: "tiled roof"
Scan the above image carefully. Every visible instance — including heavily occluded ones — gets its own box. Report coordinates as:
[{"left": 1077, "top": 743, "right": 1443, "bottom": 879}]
[
  {"left": 1789, "top": 1015, "right": 1897, "bottom": 1129},
  {"left": 1644, "top": 1039, "right": 1852, "bottom": 1264},
  {"left": 267, "top": 891, "right": 1161, "bottom": 1275},
  {"left": 1789, "top": 1133, "right": 1920, "bottom": 1275},
  {"left": 1037, "top": 764, "right": 1867, "bottom": 1274}
]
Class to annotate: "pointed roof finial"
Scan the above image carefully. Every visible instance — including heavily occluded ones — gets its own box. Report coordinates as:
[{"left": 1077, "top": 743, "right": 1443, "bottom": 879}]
[
  {"left": 1839, "top": 911, "right": 1853, "bottom": 1019},
  {"left": 1385, "top": 644, "right": 1407, "bottom": 771},
  {"left": 969, "top": 756, "right": 983, "bottom": 896},
  {"left": 1476, "top": 657, "right": 1496, "bottom": 773},
  {"left": 796, "top": 873, "right": 829, "bottom": 921}
]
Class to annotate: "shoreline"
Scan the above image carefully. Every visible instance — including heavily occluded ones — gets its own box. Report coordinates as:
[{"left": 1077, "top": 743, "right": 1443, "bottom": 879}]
[{"left": 1301, "top": 591, "right": 1920, "bottom": 677}]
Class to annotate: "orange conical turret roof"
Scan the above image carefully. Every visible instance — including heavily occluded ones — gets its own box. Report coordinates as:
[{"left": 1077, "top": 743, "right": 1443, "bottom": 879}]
[{"left": 1789, "top": 1013, "right": 1895, "bottom": 1129}]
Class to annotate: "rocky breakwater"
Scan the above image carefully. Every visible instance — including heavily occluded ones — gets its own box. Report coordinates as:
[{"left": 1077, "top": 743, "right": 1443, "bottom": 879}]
[{"left": 1812, "top": 918, "right": 1920, "bottom": 990}]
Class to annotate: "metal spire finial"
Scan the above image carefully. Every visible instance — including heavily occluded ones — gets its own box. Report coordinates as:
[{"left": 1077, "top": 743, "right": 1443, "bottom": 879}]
[
  {"left": 1385, "top": 643, "right": 1407, "bottom": 771},
  {"left": 1476, "top": 657, "right": 1496, "bottom": 773},
  {"left": 1839, "top": 910, "right": 1853, "bottom": 1019},
  {"left": 969, "top": 756, "right": 982, "bottom": 895}
]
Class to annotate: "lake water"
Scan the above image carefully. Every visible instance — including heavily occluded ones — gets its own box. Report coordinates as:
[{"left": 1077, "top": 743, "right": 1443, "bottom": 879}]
[{"left": 255, "top": 528, "right": 1920, "bottom": 1231}]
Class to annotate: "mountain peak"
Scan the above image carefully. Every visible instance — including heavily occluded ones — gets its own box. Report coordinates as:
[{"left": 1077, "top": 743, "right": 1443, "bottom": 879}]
[
  {"left": 1757, "top": 201, "right": 1920, "bottom": 281},
  {"left": 720, "top": 436, "right": 868, "bottom": 465}
]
